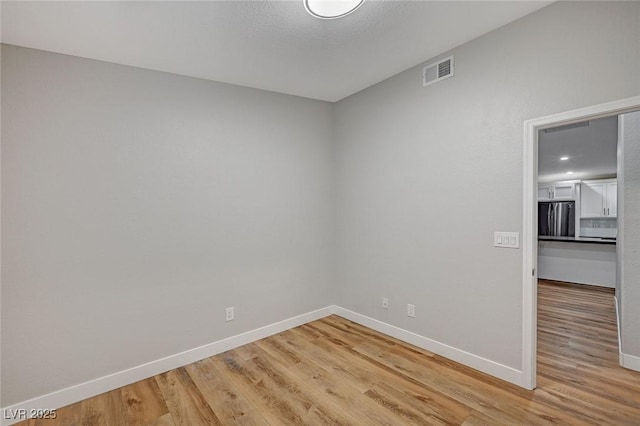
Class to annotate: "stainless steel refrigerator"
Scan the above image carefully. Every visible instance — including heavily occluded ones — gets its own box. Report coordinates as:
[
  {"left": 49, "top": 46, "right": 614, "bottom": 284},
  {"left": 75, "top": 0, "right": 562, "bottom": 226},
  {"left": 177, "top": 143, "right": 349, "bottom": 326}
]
[{"left": 538, "top": 201, "right": 575, "bottom": 237}]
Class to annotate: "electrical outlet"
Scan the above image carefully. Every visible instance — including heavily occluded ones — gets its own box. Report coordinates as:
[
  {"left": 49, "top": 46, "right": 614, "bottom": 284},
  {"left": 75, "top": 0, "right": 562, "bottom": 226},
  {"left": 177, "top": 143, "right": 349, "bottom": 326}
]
[
  {"left": 382, "top": 297, "right": 389, "bottom": 309},
  {"left": 407, "top": 304, "right": 415, "bottom": 318},
  {"left": 226, "top": 307, "right": 234, "bottom": 322}
]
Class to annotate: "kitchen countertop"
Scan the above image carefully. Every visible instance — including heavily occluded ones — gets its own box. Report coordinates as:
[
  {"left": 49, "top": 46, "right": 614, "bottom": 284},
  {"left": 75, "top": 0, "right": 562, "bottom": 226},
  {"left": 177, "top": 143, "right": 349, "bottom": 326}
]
[{"left": 538, "top": 236, "right": 616, "bottom": 245}]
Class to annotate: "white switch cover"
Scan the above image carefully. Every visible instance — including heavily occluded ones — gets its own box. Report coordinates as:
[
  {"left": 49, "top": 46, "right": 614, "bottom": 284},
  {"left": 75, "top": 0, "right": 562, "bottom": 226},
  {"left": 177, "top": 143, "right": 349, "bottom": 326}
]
[{"left": 494, "top": 232, "right": 520, "bottom": 249}]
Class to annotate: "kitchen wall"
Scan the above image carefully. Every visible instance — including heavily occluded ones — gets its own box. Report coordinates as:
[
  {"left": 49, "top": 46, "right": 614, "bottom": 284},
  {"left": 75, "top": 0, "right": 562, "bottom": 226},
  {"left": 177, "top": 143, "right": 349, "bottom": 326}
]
[
  {"left": 1, "top": 45, "right": 335, "bottom": 406},
  {"left": 619, "top": 111, "right": 640, "bottom": 358},
  {"left": 333, "top": 1, "right": 640, "bottom": 370},
  {"left": 538, "top": 241, "right": 615, "bottom": 288}
]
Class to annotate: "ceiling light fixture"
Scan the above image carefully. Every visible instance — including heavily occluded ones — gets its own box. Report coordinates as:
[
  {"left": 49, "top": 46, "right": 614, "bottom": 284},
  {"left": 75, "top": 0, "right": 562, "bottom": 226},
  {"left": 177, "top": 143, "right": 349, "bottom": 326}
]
[
  {"left": 566, "top": 171, "right": 574, "bottom": 175},
  {"left": 304, "top": 0, "right": 365, "bottom": 19},
  {"left": 560, "top": 156, "right": 569, "bottom": 161}
]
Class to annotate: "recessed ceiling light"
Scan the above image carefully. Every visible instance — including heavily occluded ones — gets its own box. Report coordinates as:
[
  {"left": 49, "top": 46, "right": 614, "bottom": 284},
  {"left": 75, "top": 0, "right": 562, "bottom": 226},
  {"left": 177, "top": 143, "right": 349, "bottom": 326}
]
[
  {"left": 304, "top": 0, "right": 365, "bottom": 19},
  {"left": 566, "top": 171, "right": 574, "bottom": 175},
  {"left": 560, "top": 156, "right": 569, "bottom": 161}
]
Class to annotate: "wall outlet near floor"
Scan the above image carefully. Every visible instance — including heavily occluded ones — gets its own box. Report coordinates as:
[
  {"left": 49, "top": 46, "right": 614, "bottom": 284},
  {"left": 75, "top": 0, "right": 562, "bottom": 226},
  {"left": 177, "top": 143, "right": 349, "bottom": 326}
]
[
  {"left": 226, "top": 307, "right": 234, "bottom": 322},
  {"left": 382, "top": 297, "right": 389, "bottom": 309},
  {"left": 407, "top": 304, "right": 415, "bottom": 318}
]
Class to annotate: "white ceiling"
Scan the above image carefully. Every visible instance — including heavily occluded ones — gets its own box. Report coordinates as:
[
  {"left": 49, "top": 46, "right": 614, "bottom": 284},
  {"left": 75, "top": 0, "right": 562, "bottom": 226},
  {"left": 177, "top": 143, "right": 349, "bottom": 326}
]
[
  {"left": 1, "top": 1, "right": 551, "bottom": 102},
  {"left": 538, "top": 116, "right": 619, "bottom": 183}
]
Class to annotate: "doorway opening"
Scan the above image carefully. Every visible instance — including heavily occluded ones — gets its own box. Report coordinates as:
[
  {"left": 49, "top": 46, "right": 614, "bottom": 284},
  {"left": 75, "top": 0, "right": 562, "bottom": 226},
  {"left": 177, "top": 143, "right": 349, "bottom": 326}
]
[{"left": 522, "top": 95, "right": 640, "bottom": 390}]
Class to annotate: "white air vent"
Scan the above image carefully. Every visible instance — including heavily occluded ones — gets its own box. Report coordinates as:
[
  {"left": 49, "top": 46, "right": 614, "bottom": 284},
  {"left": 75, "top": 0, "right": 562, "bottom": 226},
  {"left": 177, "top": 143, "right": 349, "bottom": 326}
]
[{"left": 423, "top": 56, "right": 454, "bottom": 87}]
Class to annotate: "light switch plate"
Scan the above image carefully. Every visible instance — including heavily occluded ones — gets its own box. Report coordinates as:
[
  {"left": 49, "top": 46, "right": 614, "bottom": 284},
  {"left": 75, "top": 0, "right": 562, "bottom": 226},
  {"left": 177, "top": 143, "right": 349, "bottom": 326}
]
[{"left": 494, "top": 232, "right": 520, "bottom": 249}]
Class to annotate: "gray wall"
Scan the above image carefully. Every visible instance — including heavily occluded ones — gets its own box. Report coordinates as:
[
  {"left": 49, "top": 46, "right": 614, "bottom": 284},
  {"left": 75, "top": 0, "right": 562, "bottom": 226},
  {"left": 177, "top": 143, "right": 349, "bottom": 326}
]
[
  {"left": 619, "top": 111, "right": 640, "bottom": 356},
  {"left": 1, "top": 45, "right": 335, "bottom": 405},
  {"left": 333, "top": 1, "right": 640, "bottom": 369},
  {"left": 616, "top": 117, "right": 624, "bottom": 314}
]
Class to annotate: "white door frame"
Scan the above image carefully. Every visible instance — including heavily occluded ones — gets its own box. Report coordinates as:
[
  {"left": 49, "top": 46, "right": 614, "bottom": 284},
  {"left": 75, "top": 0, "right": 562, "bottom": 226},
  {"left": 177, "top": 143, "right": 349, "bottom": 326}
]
[{"left": 521, "top": 95, "right": 640, "bottom": 390}]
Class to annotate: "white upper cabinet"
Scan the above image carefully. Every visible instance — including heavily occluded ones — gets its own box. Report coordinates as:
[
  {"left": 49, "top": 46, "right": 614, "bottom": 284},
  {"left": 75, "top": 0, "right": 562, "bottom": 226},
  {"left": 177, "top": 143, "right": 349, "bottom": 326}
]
[
  {"left": 538, "top": 184, "right": 553, "bottom": 201},
  {"left": 580, "top": 179, "right": 617, "bottom": 218},
  {"left": 605, "top": 181, "right": 617, "bottom": 217},
  {"left": 552, "top": 182, "right": 576, "bottom": 200},
  {"left": 581, "top": 181, "right": 606, "bottom": 217},
  {"left": 538, "top": 181, "right": 576, "bottom": 201}
]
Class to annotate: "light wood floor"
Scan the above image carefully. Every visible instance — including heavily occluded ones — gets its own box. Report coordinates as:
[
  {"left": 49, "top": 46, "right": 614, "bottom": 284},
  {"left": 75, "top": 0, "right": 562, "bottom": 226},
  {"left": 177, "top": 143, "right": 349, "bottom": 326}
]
[{"left": 19, "top": 280, "right": 640, "bottom": 425}]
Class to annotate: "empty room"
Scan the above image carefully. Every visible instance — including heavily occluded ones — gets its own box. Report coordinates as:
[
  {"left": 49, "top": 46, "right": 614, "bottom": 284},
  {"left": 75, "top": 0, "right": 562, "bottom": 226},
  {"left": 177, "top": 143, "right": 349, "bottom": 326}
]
[{"left": 2, "top": 1, "right": 640, "bottom": 425}]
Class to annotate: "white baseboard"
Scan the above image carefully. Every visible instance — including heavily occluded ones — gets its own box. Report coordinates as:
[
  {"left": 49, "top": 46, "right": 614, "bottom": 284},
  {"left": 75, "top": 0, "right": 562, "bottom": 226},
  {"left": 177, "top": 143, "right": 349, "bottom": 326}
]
[
  {"left": 615, "top": 296, "right": 640, "bottom": 373},
  {"left": 332, "top": 307, "right": 525, "bottom": 387},
  {"left": 1, "top": 306, "right": 335, "bottom": 426},
  {"left": 620, "top": 352, "right": 640, "bottom": 372},
  {"left": 615, "top": 295, "right": 622, "bottom": 363},
  {"left": 613, "top": 296, "right": 622, "bottom": 365},
  {"left": 3, "top": 304, "right": 531, "bottom": 425}
]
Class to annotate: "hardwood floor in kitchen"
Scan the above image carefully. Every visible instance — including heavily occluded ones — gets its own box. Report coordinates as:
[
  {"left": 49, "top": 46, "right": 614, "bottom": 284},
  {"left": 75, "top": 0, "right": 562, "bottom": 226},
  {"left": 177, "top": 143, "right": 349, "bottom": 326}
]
[{"left": 19, "top": 280, "right": 640, "bottom": 425}]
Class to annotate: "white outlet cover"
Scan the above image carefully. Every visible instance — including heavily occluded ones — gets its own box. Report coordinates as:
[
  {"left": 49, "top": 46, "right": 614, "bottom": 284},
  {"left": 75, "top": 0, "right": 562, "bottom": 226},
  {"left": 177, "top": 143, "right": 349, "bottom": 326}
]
[
  {"left": 226, "top": 307, "right": 234, "bottom": 322},
  {"left": 407, "top": 304, "right": 415, "bottom": 318}
]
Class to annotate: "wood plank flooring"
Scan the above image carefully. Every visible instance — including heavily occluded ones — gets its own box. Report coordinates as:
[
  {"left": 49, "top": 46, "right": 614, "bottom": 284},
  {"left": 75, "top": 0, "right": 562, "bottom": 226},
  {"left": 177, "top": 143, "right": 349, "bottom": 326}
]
[{"left": 19, "top": 280, "right": 640, "bottom": 425}]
